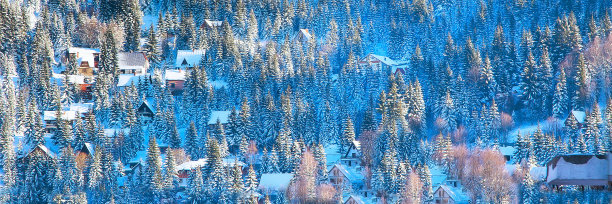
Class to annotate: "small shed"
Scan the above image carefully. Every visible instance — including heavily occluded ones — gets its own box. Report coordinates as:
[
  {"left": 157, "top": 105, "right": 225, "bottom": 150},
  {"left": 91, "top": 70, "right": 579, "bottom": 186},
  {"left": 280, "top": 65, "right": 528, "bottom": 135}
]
[{"left": 137, "top": 100, "right": 156, "bottom": 123}]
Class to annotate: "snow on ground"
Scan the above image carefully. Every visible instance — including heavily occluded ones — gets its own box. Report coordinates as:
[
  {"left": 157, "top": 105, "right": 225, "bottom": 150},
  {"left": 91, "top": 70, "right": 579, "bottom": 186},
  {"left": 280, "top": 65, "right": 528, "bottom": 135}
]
[{"left": 507, "top": 124, "right": 540, "bottom": 143}]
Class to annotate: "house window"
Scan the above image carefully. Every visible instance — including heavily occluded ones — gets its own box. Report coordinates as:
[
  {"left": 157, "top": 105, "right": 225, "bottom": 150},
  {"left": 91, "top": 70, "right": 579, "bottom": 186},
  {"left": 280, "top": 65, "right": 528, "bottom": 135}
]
[{"left": 352, "top": 153, "right": 356, "bottom": 158}]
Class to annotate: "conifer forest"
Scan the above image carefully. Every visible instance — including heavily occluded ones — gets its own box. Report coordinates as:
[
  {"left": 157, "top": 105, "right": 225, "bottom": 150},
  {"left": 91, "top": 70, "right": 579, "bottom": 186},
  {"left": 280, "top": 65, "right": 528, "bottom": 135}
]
[{"left": 0, "top": 0, "right": 612, "bottom": 203}]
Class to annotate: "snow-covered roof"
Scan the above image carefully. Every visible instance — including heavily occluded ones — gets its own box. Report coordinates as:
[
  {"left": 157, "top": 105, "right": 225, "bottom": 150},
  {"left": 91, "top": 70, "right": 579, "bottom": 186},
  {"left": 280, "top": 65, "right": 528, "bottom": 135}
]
[
  {"left": 68, "top": 47, "right": 99, "bottom": 68},
  {"left": 571, "top": 111, "right": 586, "bottom": 123},
  {"left": 69, "top": 103, "right": 93, "bottom": 115},
  {"left": 84, "top": 143, "right": 95, "bottom": 156},
  {"left": 330, "top": 164, "right": 364, "bottom": 184},
  {"left": 546, "top": 154, "right": 609, "bottom": 185},
  {"left": 118, "top": 52, "right": 148, "bottom": 73},
  {"left": 293, "top": 29, "right": 312, "bottom": 42},
  {"left": 165, "top": 69, "right": 186, "bottom": 81},
  {"left": 43, "top": 111, "right": 78, "bottom": 121},
  {"left": 139, "top": 99, "right": 157, "bottom": 113},
  {"left": 208, "top": 111, "right": 232, "bottom": 125},
  {"left": 258, "top": 173, "right": 294, "bottom": 192},
  {"left": 361, "top": 54, "right": 408, "bottom": 67},
  {"left": 498, "top": 146, "right": 516, "bottom": 156},
  {"left": 344, "top": 195, "right": 366, "bottom": 204},
  {"left": 203, "top": 20, "right": 222, "bottom": 28},
  {"left": 20, "top": 144, "right": 57, "bottom": 160},
  {"left": 117, "top": 74, "right": 144, "bottom": 87},
  {"left": 437, "top": 185, "right": 470, "bottom": 203},
  {"left": 177, "top": 158, "right": 207, "bottom": 171},
  {"left": 174, "top": 49, "right": 205, "bottom": 68},
  {"left": 52, "top": 74, "right": 86, "bottom": 84},
  {"left": 176, "top": 158, "right": 246, "bottom": 171}
]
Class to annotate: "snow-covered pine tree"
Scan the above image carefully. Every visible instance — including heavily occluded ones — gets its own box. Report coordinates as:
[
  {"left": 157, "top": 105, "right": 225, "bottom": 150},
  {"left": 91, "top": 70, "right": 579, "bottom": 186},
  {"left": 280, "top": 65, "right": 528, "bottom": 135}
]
[
  {"left": 340, "top": 117, "right": 356, "bottom": 153},
  {"left": 145, "top": 136, "right": 163, "bottom": 201},
  {"left": 228, "top": 160, "right": 244, "bottom": 203},
  {"left": 163, "top": 148, "right": 179, "bottom": 195},
  {"left": 553, "top": 68, "right": 568, "bottom": 118},
  {"left": 188, "top": 168, "right": 205, "bottom": 203}
]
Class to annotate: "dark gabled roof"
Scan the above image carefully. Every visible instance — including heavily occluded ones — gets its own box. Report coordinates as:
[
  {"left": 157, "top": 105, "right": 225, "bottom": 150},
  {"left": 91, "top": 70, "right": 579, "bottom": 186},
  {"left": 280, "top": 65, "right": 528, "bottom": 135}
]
[
  {"left": 138, "top": 99, "right": 156, "bottom": 114},
  {"left": 546, "top": 154, "right": 607, "bottom": 169}
]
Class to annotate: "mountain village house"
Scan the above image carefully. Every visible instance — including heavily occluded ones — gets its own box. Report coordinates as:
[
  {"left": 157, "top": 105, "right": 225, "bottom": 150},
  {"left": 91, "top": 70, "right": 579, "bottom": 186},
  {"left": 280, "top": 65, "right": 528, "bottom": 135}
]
[
  {"left": 358, "top": 54, "right": 408, "bottom": 76},
  {"left": 202, "top": 20, "right": 223, "bottom": 30},
  {"left": 43, "top": 110, "right": 78, "bottom": 133},
  {"left": 546, "top": 153, "right": 612, "bottom": 188},
  {"left": 65, "top": 47, "right": 100, "bottom": 77},
  {"left": 118, "top": 52, "right": 149, "bottom": 75}
]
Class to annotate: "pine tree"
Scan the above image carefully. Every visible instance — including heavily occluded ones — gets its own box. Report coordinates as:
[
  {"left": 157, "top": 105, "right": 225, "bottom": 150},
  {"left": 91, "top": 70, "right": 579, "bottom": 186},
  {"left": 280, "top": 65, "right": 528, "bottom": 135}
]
[
  {"left": 123, "top": 0, "right": 142, "bottom": 52},
  {"left": 228, "top": 160, "right": 244, "bottom": 203},
  {"left": 188, "top": 168, "right": 205, "bottom": 203},
  {"left": 341, "top": 117, "right": 356, "bottom": 153},
  {"left": 163, "top": 149, "right": 179, "bottom": 193},
  {"left": 144, "top": 25, "right": 161, "bottom": 71},
  {"left": 184, "top": 122, "right": 201, "bottom": 159},
  {"left": 244, "top": 165, "right": 258, "bottom": 196},
  {"left": 145, "top": 136, "right": 163, "bottom": 201},
  {"left": 573, "top": 53, "right": 589, "bottom": 111},
  {"left": 553, "top": 68, "right": 568, "bottom": 118},
  {"left": 521, "top": 169, "right": 535, "bottom": 204}
]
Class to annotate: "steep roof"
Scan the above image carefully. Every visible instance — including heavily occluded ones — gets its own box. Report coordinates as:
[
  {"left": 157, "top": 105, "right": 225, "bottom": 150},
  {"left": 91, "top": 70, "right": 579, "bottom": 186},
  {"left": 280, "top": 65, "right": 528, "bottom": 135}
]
[
  {"left": 118, "top": 52, "right": 148, "bottom": 72},
  {"left": 571, "top": 111, "right": 586, "bottom": 123},
  {"left": 344, "top": 195, "right": 366, "bottom": 204},
  {"left": 174, "top": 49, "right": 205, "bottom": 68},
  {"left": 203, "top": 20, "right": 223, "bottom": 28},
  {"left": 68, "top": 47, "right": 99, "bottom": 68},
  {"left": 437, "top": 185, "right": 470, "bottom": 203},
  {"left": 330, "top": 164, "right": 365, "bottom": 184},
  {"left": 362, "top": 54, "right": 408, "bottom": 67}
]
